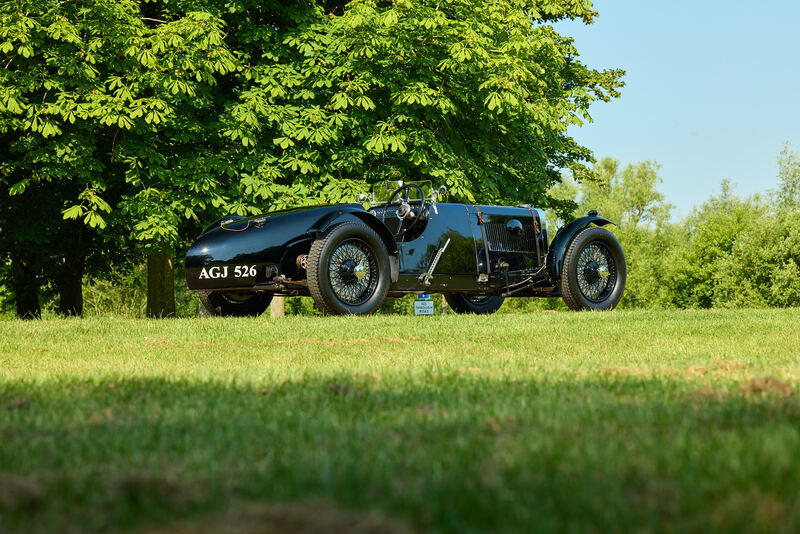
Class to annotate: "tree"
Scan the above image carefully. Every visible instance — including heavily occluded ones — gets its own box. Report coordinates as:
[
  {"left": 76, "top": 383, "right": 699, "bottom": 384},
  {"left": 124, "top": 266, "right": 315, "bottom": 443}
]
[
  {"left": 0, "top": 0, "right": 238, "bottom": 317},
  {"left": 665, "top": 182, "right": 765, "bottom": 309},
  {"left": 218, "top": 0, "right": 623, "bottom": 213},
  {"left": 713, "top": 214, "right": 800, "bottom": 308},
  {"left": 710, "top": 149, "right": 800, "bottom": 308},
  {"left": 1, "top": 0, "right": 622, "bottom": 317},
  {"left": 572, "top": 157, "right": 670, "bottom": 228},
  {"left": 776, "top": 142, "right": 800, "bottom": 211},
  {"left": 549, "top": 157, "right": 675, "bottom": 308}
]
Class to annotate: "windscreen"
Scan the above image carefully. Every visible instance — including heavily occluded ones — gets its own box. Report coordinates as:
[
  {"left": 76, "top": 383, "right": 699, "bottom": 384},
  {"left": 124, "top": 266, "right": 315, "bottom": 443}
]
[{"left": 372, "top": 180, "right": 433, "bottom": 203}]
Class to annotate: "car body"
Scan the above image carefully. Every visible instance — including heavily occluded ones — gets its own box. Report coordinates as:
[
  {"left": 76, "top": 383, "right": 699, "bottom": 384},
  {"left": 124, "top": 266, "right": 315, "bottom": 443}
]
[{"left": 185, "top": 183, "right": 626, "bottom": 315}]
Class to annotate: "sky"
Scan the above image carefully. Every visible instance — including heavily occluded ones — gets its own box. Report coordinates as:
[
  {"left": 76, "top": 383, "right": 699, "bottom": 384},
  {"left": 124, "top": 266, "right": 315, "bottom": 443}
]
[{"left": 554, "top": 0, "right": 800, "bottom": 216}]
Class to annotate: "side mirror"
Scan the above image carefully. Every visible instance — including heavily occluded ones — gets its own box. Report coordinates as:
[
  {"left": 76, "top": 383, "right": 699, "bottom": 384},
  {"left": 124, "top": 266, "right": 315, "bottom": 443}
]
[
  {"left": 438, "top": 185, "right": 447, "bottom": 198},
  {"left": 358, "top": 194, "right": 369, "bottom": 202}
]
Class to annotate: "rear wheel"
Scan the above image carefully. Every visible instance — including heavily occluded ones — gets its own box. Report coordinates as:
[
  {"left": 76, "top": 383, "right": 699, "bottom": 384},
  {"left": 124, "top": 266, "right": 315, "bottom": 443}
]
[
  {"left": 560, "top": 227, "right": 626, "bottom": 311},
  {"left": 307, "top": 222, "right": 390, "bottom": 315},
  {"left": 444, "top": 294, "right": 505, "bottom": 314},
  {"left": 202, "top": 291, "right": 273, "bottom": 317}
]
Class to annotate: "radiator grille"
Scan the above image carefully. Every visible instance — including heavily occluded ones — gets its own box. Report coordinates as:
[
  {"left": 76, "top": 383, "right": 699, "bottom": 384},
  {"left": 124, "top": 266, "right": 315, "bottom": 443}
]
[{"left": 484, "top": 223, "right": 537, "bottom": 253}]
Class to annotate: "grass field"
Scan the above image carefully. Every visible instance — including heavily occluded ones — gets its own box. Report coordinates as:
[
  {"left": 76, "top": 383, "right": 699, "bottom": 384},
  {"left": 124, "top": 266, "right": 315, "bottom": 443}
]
[{"left": 2, "top": 309, "right": 800, "bottom": 533}]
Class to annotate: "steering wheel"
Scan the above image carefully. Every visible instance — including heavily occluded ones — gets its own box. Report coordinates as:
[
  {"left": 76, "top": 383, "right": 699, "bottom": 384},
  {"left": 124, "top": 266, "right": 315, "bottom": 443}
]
[{"left": 383, "top": 184, "right": 426, "bottom": 238}]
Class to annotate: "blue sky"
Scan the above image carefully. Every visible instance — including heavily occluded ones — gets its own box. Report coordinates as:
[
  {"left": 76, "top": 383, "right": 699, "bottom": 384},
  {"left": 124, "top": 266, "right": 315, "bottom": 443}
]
[{"left": 554, "top": 0, "right": 800, "bottom": 216}]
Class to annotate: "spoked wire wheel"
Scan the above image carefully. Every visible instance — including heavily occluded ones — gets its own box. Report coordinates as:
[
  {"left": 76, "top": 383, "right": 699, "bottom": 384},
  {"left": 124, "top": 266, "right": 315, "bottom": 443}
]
[
  {"left": 327, "top": 239, "right": 379, "bottom": 306},
  {"left": 575, "top": 242, "right": 617, "bottom": 302},
  {"left": 560, "top": 226, "right": 626, "bottom": 311},
  {"left": 308, "top": 222, "right": 390, "bottom": 315}
]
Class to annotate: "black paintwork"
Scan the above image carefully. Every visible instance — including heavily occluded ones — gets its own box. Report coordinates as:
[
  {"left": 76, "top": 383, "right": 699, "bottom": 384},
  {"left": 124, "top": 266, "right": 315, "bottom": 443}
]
[
  {"left": 185, "top": 204, "right": 386, "bottom": 291},
  {"left": 185, "top": 200, "right": 612, "bottom": 298}
]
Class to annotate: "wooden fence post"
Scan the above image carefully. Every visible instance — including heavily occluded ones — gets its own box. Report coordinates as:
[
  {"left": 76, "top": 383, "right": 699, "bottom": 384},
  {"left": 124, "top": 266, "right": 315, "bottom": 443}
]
[
  {"left": 270, "top": 295, "right": 285, "bottom": 318},
  {"left": 147, "top": 252, "right": 175, "bottom": 318}
]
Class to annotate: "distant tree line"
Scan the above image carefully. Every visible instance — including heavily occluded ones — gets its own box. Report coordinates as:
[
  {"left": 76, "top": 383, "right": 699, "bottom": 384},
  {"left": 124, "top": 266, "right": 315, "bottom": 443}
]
[
  {"left": 2, "top": 143, "right": 797, "bottom": 317},
  {"left": 0, "top": 0, "right": 621, "bottom": 318},
  {"left": 546, "top": 143, "right": 800, "bottom": 310}
]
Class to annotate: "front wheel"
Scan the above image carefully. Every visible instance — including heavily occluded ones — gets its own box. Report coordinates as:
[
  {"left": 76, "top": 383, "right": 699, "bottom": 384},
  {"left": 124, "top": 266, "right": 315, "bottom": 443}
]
[
  {"left": 307, "top": 222, "right": 391, "bottom": 315},
  {"left": 444, "top": 294, "right": 505, "bottom": 314},
  {"left": 560, "top": 227, "right": 626, "bottom": 311},
  {"left": 202, "top": 291, "right": 273, "bottom": 317}
]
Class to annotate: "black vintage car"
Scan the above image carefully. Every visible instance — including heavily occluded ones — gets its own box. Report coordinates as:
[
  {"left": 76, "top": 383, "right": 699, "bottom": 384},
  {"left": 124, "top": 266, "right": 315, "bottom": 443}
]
[{"left": 185, "top": 182, "right": 626, "bottom": 316}]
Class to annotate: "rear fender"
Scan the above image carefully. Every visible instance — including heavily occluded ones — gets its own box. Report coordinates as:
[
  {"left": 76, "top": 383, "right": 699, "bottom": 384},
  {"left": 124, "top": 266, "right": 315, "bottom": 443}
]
[{"left": 546, "top": 216, "right": 614, "bottom": 280}]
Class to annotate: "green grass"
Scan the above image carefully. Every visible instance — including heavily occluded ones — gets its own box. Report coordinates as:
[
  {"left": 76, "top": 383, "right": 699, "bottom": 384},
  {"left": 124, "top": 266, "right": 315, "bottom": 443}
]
[{"left": 2, "top": 309, "right": 800, "bottom": 533}]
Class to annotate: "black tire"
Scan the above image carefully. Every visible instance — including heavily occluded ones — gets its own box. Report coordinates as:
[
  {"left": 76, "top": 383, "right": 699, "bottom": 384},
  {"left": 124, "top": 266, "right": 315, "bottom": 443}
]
[
  {"left": 307, "top": 222, "right": 390, "bottom": 315},
  {"left": 203, "top": 291, "right": 273, "bottom": 317},
  {"left": 560, "top": 226, "right": 626, "bottom": 311},
  {"left": 444, "top": 294, "right": 505, "bottom": 314}
]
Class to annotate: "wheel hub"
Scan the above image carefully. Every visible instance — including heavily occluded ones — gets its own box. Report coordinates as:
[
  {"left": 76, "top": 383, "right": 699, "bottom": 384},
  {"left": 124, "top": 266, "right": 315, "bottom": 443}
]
[
  {"left": 583, "top": 260, "right": 601, "bottom": 284},
  {"left": 337, "top": 259, "right": 367, "bottom": 284},
  {"left": 328, "top": 241, "right": 376, "bottom": 304},
  {"left": 576, "top": 242, "right": 616, "bottom": 302},
  {"left": 582, "top": 260, "right": 612, "bottom": 284},
  {"left": 353, "top": 263, "right": 367, "bottom": 282}
]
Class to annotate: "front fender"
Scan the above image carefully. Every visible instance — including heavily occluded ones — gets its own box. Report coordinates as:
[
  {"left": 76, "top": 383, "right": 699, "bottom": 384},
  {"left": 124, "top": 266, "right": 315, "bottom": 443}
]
[{"left": 546, "top": 216, "right": 614, "bottom": 280}]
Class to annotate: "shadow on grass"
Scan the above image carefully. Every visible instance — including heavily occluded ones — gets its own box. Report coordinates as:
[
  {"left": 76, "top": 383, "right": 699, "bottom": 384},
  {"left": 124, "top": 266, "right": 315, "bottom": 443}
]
[{"left": 2, "top": 374, "right": 800, "bottom": 534}]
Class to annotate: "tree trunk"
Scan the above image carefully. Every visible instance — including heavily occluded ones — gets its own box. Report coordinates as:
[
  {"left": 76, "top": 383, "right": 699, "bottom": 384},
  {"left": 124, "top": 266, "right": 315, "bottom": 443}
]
[
  {"left": 57, "top": 267, "right": 84, "bottom": 316},
  {"left": 270, "top": 295, "right": 285, "bottom": 318},
  {"left": 11, "top": 249, "right": 41, "bottom": 319},
  {"left": 57, "top": 239, "right": 85, "bottom": 317},
  {"left": 147, "top": 252, "right": 175, "bottom": 318}
]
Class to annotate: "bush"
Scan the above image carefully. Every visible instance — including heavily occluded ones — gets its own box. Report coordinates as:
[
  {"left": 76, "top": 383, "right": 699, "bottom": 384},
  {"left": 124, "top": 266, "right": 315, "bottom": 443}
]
[
  {"left": 83, "top": 265, "right": 200, "bottom": 318},
  {"left": 714, "top": 212, "right": 800, "bottom": 308}
]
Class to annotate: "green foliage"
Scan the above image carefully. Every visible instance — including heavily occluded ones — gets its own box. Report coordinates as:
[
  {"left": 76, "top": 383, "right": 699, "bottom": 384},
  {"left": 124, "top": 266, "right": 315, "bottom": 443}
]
[
  {"left": 553, "top": 150, "right": 800, "bottom": 310},
  {"left": 705, "top": 148, "right": 800, "bottom": 308},
  {"left": 0, "top": 0, "right": 243, "bottom": 316},
  {"left": 776, "top": 142, "right": 800, "bottom": 211},
  {"left": 224, "top": 0, "right": 624, "bottom": 211},
  {"left": 714, "top": 216, "right": 800, "bottom": 308},
  {"left": 81, "top": 265, "right": 200, "bottom": 317},
  {"left": 284, "top": 296, "right": 323, "bottom": 317},
  {"left": 0, "top": 0, "right": 622, "bottom": 315},
  {"left": 665, "top": 182, "right": 765, "bottom": 309},
  {"left": 0, "top": 273, "right": 12, "bottom": 317},
  {"left": 1, "top": 0, "right": 622, "bottom": 252},
  {"left": 550, "top": 157, "right": 677, "bottom": 308},
  {"left": 0, "top": 1, "right": 238, "bottom": 244}
]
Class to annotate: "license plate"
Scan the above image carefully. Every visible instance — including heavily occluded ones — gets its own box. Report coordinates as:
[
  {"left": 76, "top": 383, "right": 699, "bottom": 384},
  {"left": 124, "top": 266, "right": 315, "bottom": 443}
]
[
  {"left": 414, "top": 300, "right": 434, "bottom": 316},
  {"left": 198, "top": 264, "right": 257, "bottom": 280}
]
